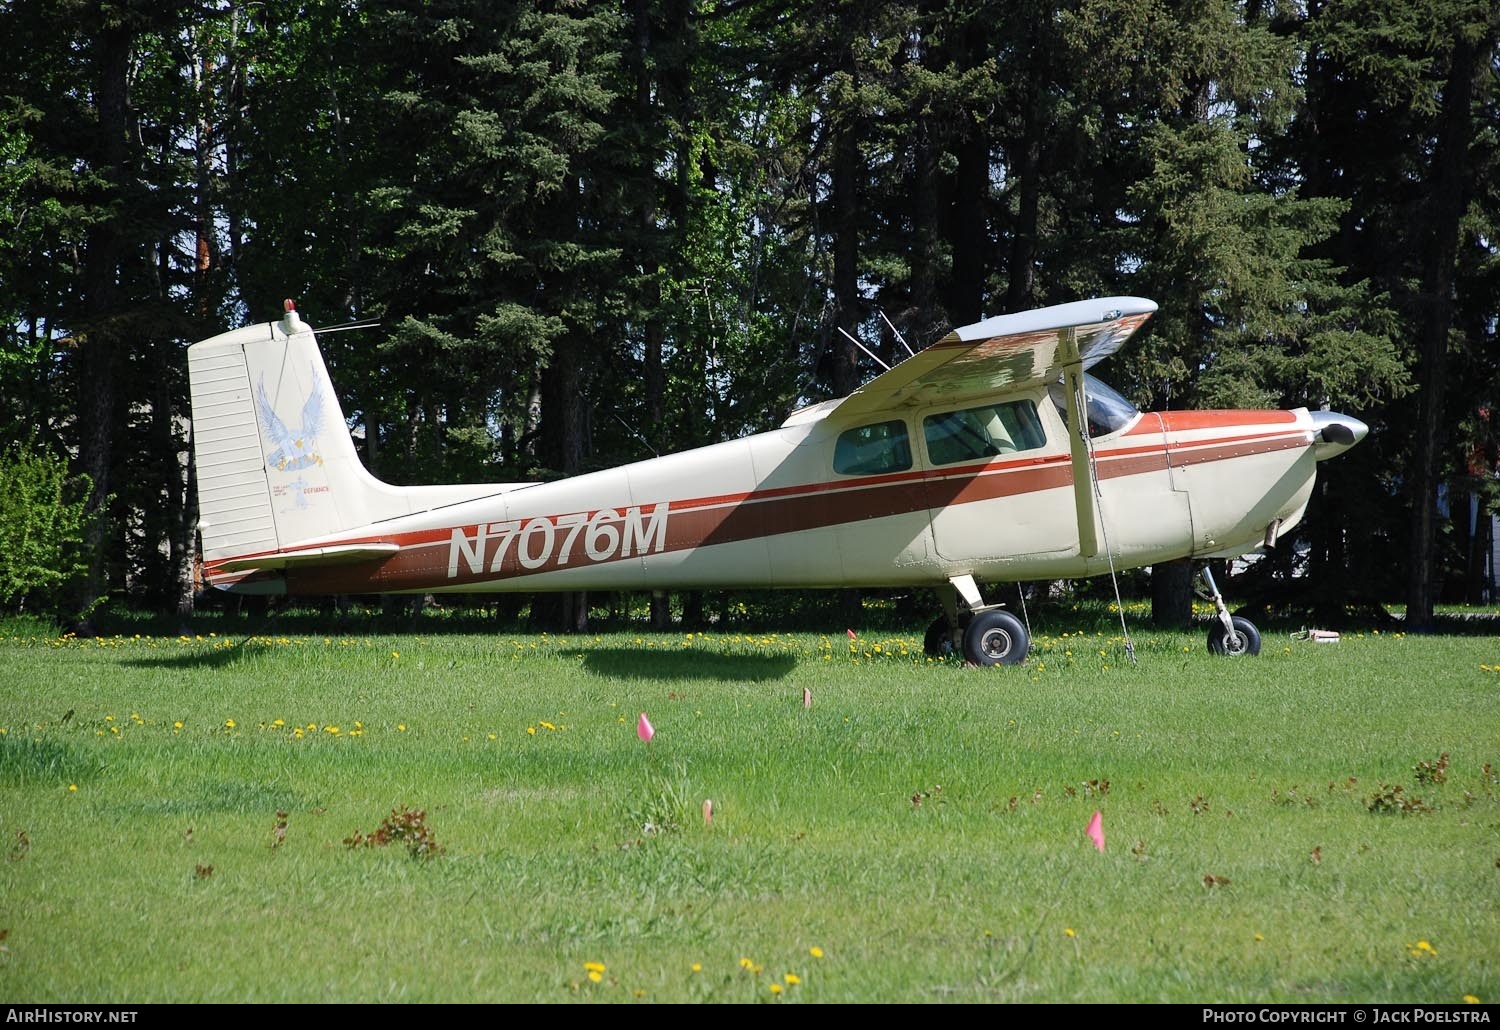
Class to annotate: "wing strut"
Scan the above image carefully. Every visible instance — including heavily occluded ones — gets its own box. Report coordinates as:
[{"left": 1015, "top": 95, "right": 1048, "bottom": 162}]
[
  {"left": 1058, "top": 326, "right": 1100, "bottom": 558},
  {"left": 1058, "top": 339, "right": 1138, "bottom": 664}
]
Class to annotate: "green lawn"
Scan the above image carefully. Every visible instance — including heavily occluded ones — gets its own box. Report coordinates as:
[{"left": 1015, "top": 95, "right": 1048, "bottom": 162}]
[{"left": 0, "top": 612, "right": 1495, "bottom": 1003}]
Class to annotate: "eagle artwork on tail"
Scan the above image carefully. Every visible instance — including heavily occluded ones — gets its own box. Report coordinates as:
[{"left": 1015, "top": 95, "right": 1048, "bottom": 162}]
[{"left": 256, "top": 367, "right": 326, "bottom": 473}]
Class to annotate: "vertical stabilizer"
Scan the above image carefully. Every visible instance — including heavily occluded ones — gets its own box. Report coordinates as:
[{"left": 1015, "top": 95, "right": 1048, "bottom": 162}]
[{"left": 188, "top": 306, "right": 379, "bottom": 565}]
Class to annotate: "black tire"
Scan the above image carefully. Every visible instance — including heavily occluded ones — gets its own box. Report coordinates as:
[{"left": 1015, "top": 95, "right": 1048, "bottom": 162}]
[
  {"left": 1207, "top": 616, "right": 1261, "bottom": 657},
  {"left": 923, "top": 616, "right": 958, "bottom": 658},
  {"left": 962, "top": 609, "right": 1029, "bottom": 667}
]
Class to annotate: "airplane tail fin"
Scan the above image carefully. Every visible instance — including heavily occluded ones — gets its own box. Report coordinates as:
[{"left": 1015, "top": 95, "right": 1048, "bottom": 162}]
[{"left": 187, "top": 304, "right": 408, "bottom": 577}]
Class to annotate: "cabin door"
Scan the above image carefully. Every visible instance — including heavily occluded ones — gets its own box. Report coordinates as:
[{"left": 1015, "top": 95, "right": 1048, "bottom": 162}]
[{"left": 921, "top": 396, "right": 1078, "bottom": 567}]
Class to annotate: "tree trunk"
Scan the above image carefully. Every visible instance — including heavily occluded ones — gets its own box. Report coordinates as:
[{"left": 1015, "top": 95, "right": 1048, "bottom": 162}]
[
  {"left": 1150, "top": 558, "right": 1194, "bottom": 629},
  {"left": 74, "top": 18, "right": 134, "bottom": 630},
  {"left": 830, "top": 119, "right": 861, "bottom": 398},
  {"left": 1404, "top": 32, "right": 1482, "bottom": 632},
  {"left": 943, "top": 18, "right": 988, "bottom": 326}
]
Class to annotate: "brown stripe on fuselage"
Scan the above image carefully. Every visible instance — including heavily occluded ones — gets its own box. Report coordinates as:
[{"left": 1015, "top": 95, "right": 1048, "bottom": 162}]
[{"left": 243, "top": 423, "right": 1312, "bottom": 595}]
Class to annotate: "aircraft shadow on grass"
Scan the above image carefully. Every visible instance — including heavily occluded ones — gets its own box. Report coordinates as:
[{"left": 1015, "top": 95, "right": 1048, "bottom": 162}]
[
  {"left": 580, "top": 648, "right": 797, "bottom": 681},
  {"left": 122, "top": 640, "right": 264, "bottom": 671}
]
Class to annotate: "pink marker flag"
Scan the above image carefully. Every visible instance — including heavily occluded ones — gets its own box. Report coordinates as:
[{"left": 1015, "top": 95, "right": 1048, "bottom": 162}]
[
  {"left": 847, "top": 628, "right": 857, "bottom": 639},
  {"left": 1086, "top": 810, "right": 1105, "bottom": 852},
  {"left": 802, "top": 687, "right": 812, "bottom": 709},
  {"left": 637, "top": 712, "right": 655, "bottom": 743}
]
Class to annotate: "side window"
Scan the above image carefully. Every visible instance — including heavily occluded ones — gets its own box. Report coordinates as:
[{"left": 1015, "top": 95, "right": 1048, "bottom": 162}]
[
  {"left": 833, "top": 420, "right": 912, "bottom": 476},
  {"left": 924, "top": 400, "right": 1047, "bottom": 466}
]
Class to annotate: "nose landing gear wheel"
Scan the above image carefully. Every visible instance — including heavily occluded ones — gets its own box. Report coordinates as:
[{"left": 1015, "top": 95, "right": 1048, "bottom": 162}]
[
  {"left": 962, "top": 609, "right": 1029, "bottom": 667},
  {"left": 1207, "top": 616, "right": 1261, "bottom": 656}
]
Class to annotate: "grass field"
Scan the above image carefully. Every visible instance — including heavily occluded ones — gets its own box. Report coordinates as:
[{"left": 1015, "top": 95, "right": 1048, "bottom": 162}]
[{"left": 0, "top": 604, "right": 1496, "bottom": 1004}]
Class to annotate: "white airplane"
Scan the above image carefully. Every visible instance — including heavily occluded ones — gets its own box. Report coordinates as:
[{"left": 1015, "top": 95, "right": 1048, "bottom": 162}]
[{"left": 186, "top": 296, "right": 1367, "bottom": 665}]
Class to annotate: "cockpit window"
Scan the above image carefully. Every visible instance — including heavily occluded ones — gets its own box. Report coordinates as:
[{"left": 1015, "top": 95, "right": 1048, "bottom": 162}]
[
  {"left": 833, "top": 419, "right": 912, "bottom": 476},
  {"left": 1047, "top": 374, "right": 1141, "bottom": 437},
  {"left": 923, "top": 400, "right": 1047, "bottom": 466}
]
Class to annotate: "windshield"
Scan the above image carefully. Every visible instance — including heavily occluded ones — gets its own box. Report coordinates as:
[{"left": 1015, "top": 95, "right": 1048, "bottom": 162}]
[{"left": 1047, "top": 373, "right": 1141, "bottom": 437}]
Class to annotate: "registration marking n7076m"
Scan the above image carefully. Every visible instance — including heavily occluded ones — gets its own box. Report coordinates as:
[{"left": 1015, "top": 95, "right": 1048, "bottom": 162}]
[{"left": 446, "top": 502, "right": 669, "bottom": 578}]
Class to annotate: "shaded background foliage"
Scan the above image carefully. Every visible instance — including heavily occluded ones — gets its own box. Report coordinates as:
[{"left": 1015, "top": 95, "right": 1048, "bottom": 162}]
[{"left": 0, "top": 0, "right": 1494, "bottom": 629}]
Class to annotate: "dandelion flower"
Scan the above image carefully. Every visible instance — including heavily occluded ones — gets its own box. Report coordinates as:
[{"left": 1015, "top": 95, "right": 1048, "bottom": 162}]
[
  {"left": 809, "top": 947, "right": 824, "bottom": 959},
  {"left": 1064, "top": 927, "right": 1076, "bottom": 938},
  {"left": 785, "top": 973, "right": 801, "bottom": 985},
  {"left": 224, "top": 719, "right": 235, "bottom": 729},
  {"left": 68, "top": 784, "right": 77, "bottom": 792},
  {"left": 769, "top": 983, "right": 783, "bottom": 996}
]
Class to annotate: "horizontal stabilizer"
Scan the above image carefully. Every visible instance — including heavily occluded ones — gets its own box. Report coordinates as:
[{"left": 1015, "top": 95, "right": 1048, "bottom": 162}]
[{"left": 215, "top": 542, "right": 400, "bottom": 572}]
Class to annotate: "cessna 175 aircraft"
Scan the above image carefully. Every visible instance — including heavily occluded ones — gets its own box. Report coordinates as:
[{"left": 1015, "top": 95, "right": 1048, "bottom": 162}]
[{"left": 187, "top": 296, "right": 1367, "bottom": 666}]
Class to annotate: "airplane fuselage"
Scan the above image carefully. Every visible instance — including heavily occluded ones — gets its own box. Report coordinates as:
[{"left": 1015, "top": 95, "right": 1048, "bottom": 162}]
[{"left": 206, "top": 389, "right": 1323, "bottom": 597}]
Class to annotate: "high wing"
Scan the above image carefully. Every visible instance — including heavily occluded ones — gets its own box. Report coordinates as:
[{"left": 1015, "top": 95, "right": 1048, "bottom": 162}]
[
  {"left": 830, "top": 296, "right": 1157, "bottom": 420},
  {"left": 828, "top": 296, "right": 1158, "bottom": 559}
]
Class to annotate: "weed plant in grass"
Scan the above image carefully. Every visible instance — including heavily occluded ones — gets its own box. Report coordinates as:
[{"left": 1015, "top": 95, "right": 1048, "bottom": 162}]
[{"left": 0, "top": 616, "right": 1495, "bottom": 1004}]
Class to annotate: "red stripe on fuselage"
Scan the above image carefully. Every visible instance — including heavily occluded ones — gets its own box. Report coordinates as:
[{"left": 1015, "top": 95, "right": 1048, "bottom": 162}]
[{"left": 1126, "top": 409, "right": 1297, "bottom": 435}]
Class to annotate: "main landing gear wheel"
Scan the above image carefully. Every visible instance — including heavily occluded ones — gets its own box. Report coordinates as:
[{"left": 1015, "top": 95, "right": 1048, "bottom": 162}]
[
  {"left": 962, "top": 609, "right": 1029, "bottom": 667},
  {"left": 1207, "top": 616, "right": 1261, "bottom": 657},
  {"left": 923, "top": 616, "right": 958, "bottom": 658}
]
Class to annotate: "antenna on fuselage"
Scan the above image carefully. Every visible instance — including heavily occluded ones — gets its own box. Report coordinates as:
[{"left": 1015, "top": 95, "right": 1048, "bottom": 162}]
[
  {"left": 311, "top": 319, "right": 382, "bottom": 335},
  {"left": 612, "top": 413, "right": 659, "bottom": 459},
  {"left": 878, "top": 310, "right": 916, "bottom": 358},
  {"left": 837, "top": 326, "right": 891, "bottom": 373}
]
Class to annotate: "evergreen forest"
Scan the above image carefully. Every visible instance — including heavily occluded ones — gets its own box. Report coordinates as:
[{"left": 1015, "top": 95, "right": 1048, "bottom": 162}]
[{"left": 0, "top": 0, "right": 1496, "bottom": 631}]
